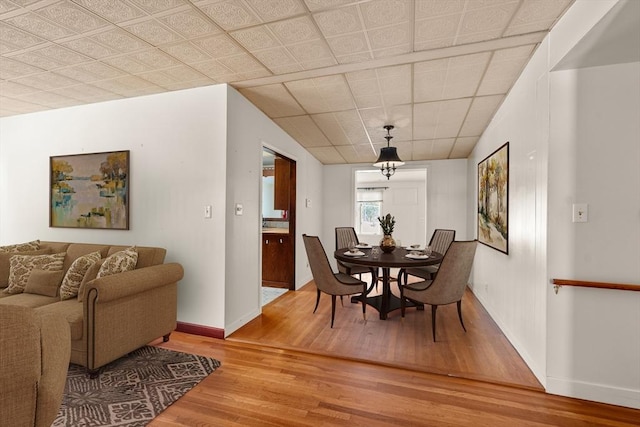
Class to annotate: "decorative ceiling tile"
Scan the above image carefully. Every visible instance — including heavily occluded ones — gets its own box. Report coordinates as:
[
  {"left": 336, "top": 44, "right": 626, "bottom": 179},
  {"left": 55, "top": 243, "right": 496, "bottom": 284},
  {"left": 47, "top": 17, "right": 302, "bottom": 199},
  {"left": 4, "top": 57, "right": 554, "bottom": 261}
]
[
  {"left": 268, "top": 63, "right": 303, "bottom": 74},
  {"left": 335, "top": 52, "right": 373, "bottom": 65},
  {"left": 458, "top": 94, "right": 503, "bottom": 136},
  {"left": 0, "top": 21, "right": 46, "bottom": 52},
  {"left": 33, "top": 44, "right": 93, "bottom": 66},
  {"left": 367, "top": 22, "right": 411, "bottom": 51},
  {"left": 415, "top": 0, "right": 464, "bottom": 19},
  {"left": 161, "top": 41, "right": 211, "bottom": 63},
  {"left": 230, "top": 26, "right": 279, "bottom": 51},
  {"left": 35, "top": 1, "right": 110, "bottom": 33},
  {"left": 17, "top": 90, "right": 80, "bottom": 108},
  {"left": 49, "top": 84, "right": 121, "bottom": 102},
  {"left": 251, "top": 47, "right": 297, "bottom": 70},
  {"left": 336, "top": 143, "right": 376, "bottom": 163},
  {"left": 92, "top": 75, "right": 160, "bottom": 95},
  {"left": 103, "top": 55, "right": 151, "bottom": 74},
  {"left": 413, "top": 98, "right": 472, "bottom": 140},
  {"left": 92, "top": 28, "right": 150, "bottom": 53},
  {"left": 268, "top": 16, "right": 321, "bottom": 45},
  {"left": 61, "top": 37, "right": 121, "bottom": 59},
  {"left": 297, "top": 56, "right": 337, "bottom": 71},
  {"left": 12, "top": 71, "right": 79, "bottom": 91},
  {"left": 244, "top": 0, "right": 307, "bottom": 22},
  {"left": 313, "top": 5, "right": 362, "bottom": 37},
  {"left": 287, "top": 39, "right": 333, "bottom": 63},
  {"left": 159, "top": 9, "right": 221, "bottom": 38},
  {"left": 477, "top": 45, "right": 534, "bottom": 96},
  {"left": 5, "top": 12, "right": 75, "bottom": 40},
  {"left": 218, "top": 53, "right": 267, "bottom": 73},
  {"left": 8, "top": 50, "right": 65, "bottom": 70},
  {"left": 55, "top": 62, "right": 125, "bottom": 82},
  {"left": 286, "top": 75, "right": 354, "bottom": 114},
  {"left": 457, "top": 2, "right": 519, "bottom": 36},
  {"left": 198, "top": 1, "right": 261, "bottom": 31},
  {"left": 273, "top": 115, "right": 332, "bottom": 147},
  {"left": 0, "top": 1, "right": 20, "bottom": 14},
  {"left": 0, "top": 80, "right": 40, "bottom": 97},
  {"left": 0, "top": 57, "right": 44, "bottom": 80},
  {"left": 360, "top": 0, "right": 411, "bottom": 29},
  {"left": 192, "top": 33, "right": 244, "bottom": 57},
  {"left": 128, "top": 0, "right": 186, "bottom": 14},
  {"left": 326, "top": 32, "right": 369, "bottom": 57},
  {"left": 132, "top": 49, "right": 182, "bottom": 68},
  {"left": 72, "top": 0, "right": 146, "bottom": 24},
  {"left": 239, "top": 84, "right": 306, "bottom": 117},
  {"left": 304, "top": 146, "right": 346, "bottom": 164},
  {"left": 412, "top": 138, "right": 455, "bottom": 161},
  {"left": 450, "top": 136, "right": 479, "bottom": 158},
  {"left": 505, "top": 0, "right": 573, "bottom": 36},
  {"left": 190, "top": 59, "right": 232, "bottom": 78},
  {"left": 125, "top": 19, "right": 184, "bottom": 45},
  {"left": 303, "top": 0, "right": 353, "bottom": 13},
  {"left": 312, "top": 110, "right": 367, "bottom": 146},
  {"left": 414, "top": 14, "right": 460, "bottom": 49}
]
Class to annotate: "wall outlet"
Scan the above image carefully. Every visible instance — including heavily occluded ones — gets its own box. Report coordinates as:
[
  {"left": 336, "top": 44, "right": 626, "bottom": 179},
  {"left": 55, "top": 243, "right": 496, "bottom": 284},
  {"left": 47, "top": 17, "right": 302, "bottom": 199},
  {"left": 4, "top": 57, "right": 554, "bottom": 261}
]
[
  {"left": 235, "top": 203, "right": 243, "bottom": 216},
  {"left": 204, "top": 205, "right": 212, "bottom": 218}
]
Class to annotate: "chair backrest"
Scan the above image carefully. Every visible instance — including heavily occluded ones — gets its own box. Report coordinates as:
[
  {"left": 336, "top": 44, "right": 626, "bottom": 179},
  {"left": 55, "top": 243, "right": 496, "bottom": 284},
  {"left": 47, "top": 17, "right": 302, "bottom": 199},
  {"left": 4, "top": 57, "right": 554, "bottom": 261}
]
[
  {"left": 428, "top": 229, "right": 456, "bottom": 255},
  {"left": 426, "top": 240, "right": 477, "bottom": 305},
  {"left": 303, "top": 234, "right": 343, "bottom": 295},
  {"left": 335, "top": 227, "right": 359, "bottom": 250}
]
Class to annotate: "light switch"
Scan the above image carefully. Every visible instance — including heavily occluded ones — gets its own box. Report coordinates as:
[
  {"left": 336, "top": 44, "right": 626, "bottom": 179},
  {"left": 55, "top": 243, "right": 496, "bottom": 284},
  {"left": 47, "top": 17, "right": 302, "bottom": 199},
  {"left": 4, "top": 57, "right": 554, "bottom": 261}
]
[
  {"left": 235, "top": 203, "right": 243, "bottom": 216},
  {"left": 204, "top": 205, "right": 212, "bottom": 218},
  {"left": 572, "top": 203, "right": 588, "bottom": 222},
  {"left": 305, "top": 198, "right": 312, "bottom": 208}
]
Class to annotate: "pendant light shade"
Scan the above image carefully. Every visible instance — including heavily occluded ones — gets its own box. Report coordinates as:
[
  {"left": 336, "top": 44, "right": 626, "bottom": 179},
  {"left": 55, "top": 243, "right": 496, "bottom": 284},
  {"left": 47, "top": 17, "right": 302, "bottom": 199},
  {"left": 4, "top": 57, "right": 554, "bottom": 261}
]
[{"left": 373, "top": 125, "right": 404, "bottom": 179}]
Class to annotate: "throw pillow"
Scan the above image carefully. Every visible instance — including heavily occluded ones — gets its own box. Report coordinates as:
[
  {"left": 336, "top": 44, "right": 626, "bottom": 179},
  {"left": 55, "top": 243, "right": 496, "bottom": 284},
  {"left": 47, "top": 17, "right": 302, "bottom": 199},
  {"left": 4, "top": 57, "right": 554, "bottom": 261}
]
[
  {"left": 77, "top": 259, "right": 104, "bottom": 303},
  {"left": 0, "top": 240, "right": 40, "bottom": 253},
  {"left": 59, "top": 251, "right": 101, "bottom": 300},
  {"left": 97, "top": 246, "right": 138, "bottom": 279},
  {"left": 0, "top": 248, "right": 50, "bottom": 288},
  {"left": 24, "top": 269, "right": 65, "bottom": 297},
  {"left": 4, "top": 252, "right": 66, "bottom": 295}
]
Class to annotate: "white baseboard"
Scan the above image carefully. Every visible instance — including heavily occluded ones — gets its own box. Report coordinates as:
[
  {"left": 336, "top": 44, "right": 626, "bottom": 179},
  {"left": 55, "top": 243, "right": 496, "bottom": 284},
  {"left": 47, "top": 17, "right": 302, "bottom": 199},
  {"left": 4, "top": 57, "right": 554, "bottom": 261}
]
[{"left": 547, "top": 377, "right": 640, "bottom": 410}]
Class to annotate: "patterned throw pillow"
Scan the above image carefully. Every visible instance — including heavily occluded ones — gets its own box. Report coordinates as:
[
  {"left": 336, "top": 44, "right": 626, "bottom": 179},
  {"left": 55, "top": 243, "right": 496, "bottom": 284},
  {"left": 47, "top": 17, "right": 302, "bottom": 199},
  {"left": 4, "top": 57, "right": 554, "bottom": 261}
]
[
  {"left": 77, "top": 259, "right": 104, "bottom": 303},
  {"left": 0, "top": 248, "right": 50, "bottom": 288},
  {"left": 97, "top": 247, "right": 138, "bottom": 279},
  {"left": 24, "top": 269, "right": 65, "bottom": 297},
  {"left": 0, "top": 240, "right": 40, "bottom": 253},
  {"left": 59, "top": 251, "right": 102, "bottom": 300},
  {"left": 4, "top": 252, "right": 66, "bottom": 295}
]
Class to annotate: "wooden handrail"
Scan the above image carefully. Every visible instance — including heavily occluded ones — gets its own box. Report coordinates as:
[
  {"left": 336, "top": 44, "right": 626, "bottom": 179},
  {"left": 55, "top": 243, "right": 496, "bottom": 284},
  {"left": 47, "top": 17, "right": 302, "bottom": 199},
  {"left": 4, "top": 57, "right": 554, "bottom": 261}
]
[{"left": 552, "top": 279, "right": 640, "bottom": 293}]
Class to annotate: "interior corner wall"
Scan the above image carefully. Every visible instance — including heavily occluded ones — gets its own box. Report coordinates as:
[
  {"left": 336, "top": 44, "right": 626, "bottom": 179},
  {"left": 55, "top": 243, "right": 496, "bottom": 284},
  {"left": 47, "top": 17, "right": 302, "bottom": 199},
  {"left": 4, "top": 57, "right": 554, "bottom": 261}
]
[
  {"left": 224, "top": 86, "right": 324, "bottom": 336},
  {"left": 0, "top": 85, "right": 230, "bottom": 332},
  {"left": 467, "top": 0, "right": 639, "bottom": 409}
]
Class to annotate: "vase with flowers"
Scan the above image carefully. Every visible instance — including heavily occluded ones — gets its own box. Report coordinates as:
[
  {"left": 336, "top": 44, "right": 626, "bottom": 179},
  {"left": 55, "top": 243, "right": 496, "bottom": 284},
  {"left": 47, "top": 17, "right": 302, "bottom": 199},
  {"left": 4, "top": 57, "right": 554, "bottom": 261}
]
[{"left": 378, "top": 213, "right": 397, "bottom": 253}]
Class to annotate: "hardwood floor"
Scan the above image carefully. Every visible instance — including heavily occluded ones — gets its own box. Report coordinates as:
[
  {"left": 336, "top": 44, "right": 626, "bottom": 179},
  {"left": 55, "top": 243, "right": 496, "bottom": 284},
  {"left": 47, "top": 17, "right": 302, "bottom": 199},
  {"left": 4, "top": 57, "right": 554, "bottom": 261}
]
[{"left": 149, "top": 276, "right": 639, "bottom": 426}]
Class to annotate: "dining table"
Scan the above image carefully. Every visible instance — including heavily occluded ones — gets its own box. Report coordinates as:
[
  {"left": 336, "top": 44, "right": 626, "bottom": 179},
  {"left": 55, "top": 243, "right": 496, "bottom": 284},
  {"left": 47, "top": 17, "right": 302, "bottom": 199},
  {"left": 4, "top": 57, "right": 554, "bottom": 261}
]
[{"left": 334, "top": 246, "right": 443, "bottom": 320}]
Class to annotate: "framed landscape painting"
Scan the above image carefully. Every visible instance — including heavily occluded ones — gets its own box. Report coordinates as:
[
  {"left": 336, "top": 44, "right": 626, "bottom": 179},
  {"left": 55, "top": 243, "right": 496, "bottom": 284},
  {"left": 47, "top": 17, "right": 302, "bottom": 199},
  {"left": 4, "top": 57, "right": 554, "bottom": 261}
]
[
  {"left": 477, "top": 142, "right": 509, "bottom": 254},
  {"left": 50, "top": 150, "right": 129, "bottom": 229}
]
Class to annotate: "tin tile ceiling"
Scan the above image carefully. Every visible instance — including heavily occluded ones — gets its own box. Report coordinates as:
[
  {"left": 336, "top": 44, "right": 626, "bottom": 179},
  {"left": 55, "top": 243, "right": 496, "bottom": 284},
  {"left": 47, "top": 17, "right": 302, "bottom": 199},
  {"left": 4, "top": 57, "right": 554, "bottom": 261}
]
[{"left": 0, "top": 0, "right": 574, "bottom": 164}]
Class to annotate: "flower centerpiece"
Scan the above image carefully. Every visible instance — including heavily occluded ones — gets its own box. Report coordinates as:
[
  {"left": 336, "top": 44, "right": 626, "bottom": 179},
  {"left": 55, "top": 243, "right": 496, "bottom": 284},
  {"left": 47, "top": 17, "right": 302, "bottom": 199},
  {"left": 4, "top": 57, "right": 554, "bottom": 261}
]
[{"left": 378, "top": 213, "right": 397, "bottom": 253}]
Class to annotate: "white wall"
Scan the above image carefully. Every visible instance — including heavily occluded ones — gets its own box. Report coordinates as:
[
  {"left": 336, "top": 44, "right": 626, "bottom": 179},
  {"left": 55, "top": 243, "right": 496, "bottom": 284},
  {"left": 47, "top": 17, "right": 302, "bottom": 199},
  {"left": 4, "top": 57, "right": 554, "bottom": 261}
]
[
  {"left": 0, "top": 84, "right": 324, "bottom": 338},
  {"left": 224, "top": 87, "right": 324, "bottom": 335},
  {"left": 467, "top": 0, "right": 639, "bottom": 408},
  {"left": 322, "top": 159, "right": 468, "bottom": 269},
  {"left": 547, "top": 62, "right": 640, "bottom": 408}
]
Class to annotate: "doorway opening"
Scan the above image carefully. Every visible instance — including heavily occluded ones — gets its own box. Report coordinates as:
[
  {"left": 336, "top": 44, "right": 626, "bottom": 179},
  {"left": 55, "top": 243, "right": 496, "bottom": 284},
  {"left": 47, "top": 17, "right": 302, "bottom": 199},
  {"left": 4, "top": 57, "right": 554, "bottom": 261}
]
[{"left": 261, "top": 148, "right": 296, "bottom": 291}]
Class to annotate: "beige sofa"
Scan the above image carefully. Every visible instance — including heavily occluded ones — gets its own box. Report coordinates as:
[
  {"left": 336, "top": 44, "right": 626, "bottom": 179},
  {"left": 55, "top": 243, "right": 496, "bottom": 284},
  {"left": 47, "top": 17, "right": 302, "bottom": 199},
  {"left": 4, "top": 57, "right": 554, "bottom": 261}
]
[
  {"left": 0, "top": 305, "right": 70, "bottom": 427},
  {"left": 0, "top": 241, "right": 183, "bottom": 377}
]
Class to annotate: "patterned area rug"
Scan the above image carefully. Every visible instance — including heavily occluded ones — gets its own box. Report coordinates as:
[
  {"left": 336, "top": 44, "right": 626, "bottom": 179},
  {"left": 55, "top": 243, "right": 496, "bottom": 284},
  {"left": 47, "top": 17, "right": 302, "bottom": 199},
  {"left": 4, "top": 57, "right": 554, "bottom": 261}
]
[{"left": 54, "top": 346, "right": 220, "bottom": 427}]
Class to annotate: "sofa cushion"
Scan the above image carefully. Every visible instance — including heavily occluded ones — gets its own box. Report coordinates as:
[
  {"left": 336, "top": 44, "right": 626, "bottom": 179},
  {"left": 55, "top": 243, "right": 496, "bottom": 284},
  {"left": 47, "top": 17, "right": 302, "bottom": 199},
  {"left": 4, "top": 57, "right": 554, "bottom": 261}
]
[
  {"left": 60, "top": 251, "right": 101, "bottom": 300},
  {"left": 4, "top": 252, "right": 66, "bottom": 295},
  {"left": 35, "top": 300, "right": 84, "bottom": 340},
  {"left": 107, "top": 245, "right": 165, "bottom": 268},
  {"left": 77, "top": 259, "right": 104, "bottom": 303},
  {"left": 0, "top": 293, "right": 59, "bottom": 308},
  {"left": 97, "top": 247, "right": 137, "bottom": 278},
  {"left": 24, "top": 270, "right": 64, "bottom": 297},
  {"left": 0, "top": 249, "right": 50, "bottom": 288},
  {"left": 0, "top": 240, "right": 40, "bottom": 252}
]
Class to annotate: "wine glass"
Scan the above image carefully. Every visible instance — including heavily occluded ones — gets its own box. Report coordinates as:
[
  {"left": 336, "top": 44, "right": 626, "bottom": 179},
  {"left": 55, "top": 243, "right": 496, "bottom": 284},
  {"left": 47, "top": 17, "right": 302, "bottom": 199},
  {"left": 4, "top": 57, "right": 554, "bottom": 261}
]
[
  {"left": 348, "top": 241, "right": 357, "bottom": 253},
  {"left": 424, "top": 246, "right": 433, "bottom": 257}
]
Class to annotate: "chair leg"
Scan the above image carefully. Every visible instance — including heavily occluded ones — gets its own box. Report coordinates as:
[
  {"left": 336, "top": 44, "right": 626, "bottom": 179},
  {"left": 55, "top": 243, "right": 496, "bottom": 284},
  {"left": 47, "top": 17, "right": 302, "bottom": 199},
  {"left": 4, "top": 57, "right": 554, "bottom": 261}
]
[
  {"left": 313, "top": 289, "right": 321, "bottom": 313},
  {"left": 397, "top": 268, "right": 404, "bottom": 287},
  {"left": 431, "top": 305, "right": 438, "bottom": 341},
  {"left": 340, "top": 295, "right": 344, "bottom": 306},
  {"left": 330, "top": 295, "right": 337, "bottom": 328},
  {"left": 400, "top": 287, "right": 406, "bottom": 317},
  {"left": 457, "top": 300, "right": 466, "bottom": 332},
  {"left": 361, "top": 286, "right": 367, "bottom": 321}
]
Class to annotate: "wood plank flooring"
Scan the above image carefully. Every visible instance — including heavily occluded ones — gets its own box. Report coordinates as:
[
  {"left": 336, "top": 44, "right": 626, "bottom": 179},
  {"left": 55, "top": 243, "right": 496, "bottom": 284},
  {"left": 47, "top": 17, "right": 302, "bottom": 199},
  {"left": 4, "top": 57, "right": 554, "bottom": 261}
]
[{"left": 149, "top": 276, "right": 640, "bottom": 426}]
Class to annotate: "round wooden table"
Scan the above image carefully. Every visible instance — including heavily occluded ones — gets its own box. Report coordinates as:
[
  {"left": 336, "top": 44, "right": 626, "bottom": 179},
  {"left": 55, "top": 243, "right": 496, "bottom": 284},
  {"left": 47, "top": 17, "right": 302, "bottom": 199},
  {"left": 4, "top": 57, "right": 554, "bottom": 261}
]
[{"left": 334, "top": 247, "right": 443, "bottom": 320}]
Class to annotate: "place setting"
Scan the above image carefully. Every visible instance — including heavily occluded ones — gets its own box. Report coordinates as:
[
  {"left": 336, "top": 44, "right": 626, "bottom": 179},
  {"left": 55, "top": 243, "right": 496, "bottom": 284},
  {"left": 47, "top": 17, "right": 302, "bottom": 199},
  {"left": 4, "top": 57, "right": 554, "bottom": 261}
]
[{"left": 404, "top": 244, "right": 433, "bottom": 260}]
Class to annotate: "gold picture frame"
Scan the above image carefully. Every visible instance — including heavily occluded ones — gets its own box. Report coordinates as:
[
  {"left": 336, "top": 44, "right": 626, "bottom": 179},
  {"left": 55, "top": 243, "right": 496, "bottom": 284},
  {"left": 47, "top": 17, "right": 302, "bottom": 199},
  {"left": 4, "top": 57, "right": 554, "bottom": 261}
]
[{"left": 50, "top": 150, "right": 129, "bottom": 229}]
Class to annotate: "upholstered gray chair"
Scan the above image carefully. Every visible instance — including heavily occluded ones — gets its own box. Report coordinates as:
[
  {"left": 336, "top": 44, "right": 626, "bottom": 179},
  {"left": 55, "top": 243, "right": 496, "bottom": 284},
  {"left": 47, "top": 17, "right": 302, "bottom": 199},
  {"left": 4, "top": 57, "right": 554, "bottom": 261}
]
[
  {"left": 399, "top": 229, "right": 456, "bottom": 286},
  {"left": 335, "top": 227, "right": 377, "bottom": 290},
  {"left": 400, "top": 240, "right": 477, "bottom": 341},
  {"left": 303, "top": 234, "right": 367, "bottom": 328}
]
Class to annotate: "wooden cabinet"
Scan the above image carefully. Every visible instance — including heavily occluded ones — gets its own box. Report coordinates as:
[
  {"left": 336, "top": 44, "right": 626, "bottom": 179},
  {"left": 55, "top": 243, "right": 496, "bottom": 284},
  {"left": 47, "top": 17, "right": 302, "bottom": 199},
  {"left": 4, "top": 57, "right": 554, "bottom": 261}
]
[
  {"left": 262, "top": 233, "right": 293, "bottom": 288},
  {"left": 274, "top": 158, "right": 290, "bottom": 211}
]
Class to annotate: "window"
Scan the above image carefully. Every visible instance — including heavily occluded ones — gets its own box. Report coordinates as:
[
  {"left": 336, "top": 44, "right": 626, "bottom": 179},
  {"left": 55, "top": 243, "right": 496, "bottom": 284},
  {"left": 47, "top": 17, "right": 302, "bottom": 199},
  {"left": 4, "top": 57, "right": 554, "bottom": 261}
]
[{"left": 356, "top": 188, "right": 383, "bottom": 235}]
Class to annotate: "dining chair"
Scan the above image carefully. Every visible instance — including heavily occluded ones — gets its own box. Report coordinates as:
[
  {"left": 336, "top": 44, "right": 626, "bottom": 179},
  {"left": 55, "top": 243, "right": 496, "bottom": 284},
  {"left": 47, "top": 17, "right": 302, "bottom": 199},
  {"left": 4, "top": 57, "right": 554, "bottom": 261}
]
[
  {"left": 399, "top": 240, "right": 477, "bottom": 341},
  {"left": 303, "top": 234, "right": 367, "bottom": 328},
  {"left": 398, "top": 229, "right": 456, "bottom": 286},
  {"left": 335, "top": 227, "right": 378, "bottom": 291}
]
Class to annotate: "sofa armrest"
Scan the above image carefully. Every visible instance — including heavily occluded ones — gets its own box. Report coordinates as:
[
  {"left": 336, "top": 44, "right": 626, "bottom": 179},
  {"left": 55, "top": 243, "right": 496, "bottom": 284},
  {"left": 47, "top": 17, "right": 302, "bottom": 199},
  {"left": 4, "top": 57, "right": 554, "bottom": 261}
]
[{"left": 84, "top": 263, "right": 184, "bottom": 303}]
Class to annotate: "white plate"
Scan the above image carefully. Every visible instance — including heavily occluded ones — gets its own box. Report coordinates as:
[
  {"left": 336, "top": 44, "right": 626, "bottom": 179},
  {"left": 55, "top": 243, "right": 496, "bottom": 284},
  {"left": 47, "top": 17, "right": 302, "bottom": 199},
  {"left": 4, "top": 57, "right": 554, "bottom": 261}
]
[
  {"left": 344, "top": 251, "right": 365, "bottom": 257},
  {"left": 356, "top": 244, "right": 371, "bottom": 249},
  {"left": 405, "top": 253, "right": 429, "bottom": 260},
  {"left": 405, "top": 246, "right": 424, "bottom": 251}
]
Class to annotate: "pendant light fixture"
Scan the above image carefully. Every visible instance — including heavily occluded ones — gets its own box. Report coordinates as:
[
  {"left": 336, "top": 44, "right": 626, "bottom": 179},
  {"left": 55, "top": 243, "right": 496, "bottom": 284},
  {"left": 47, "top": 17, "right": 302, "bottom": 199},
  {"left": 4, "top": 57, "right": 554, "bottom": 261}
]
[{"left": 373, "top": 125, "right": 404, "bottom": 180}]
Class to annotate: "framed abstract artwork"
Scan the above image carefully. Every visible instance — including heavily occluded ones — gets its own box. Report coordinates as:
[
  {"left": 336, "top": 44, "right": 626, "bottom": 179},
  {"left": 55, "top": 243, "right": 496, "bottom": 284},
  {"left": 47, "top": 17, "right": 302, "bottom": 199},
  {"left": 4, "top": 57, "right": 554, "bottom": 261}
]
[
  {"left": 50, "top": 150, "right": 129, "bottom": 229},
  {"left": 477, "top": 142, "right": 509, "bottom": 254}
]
